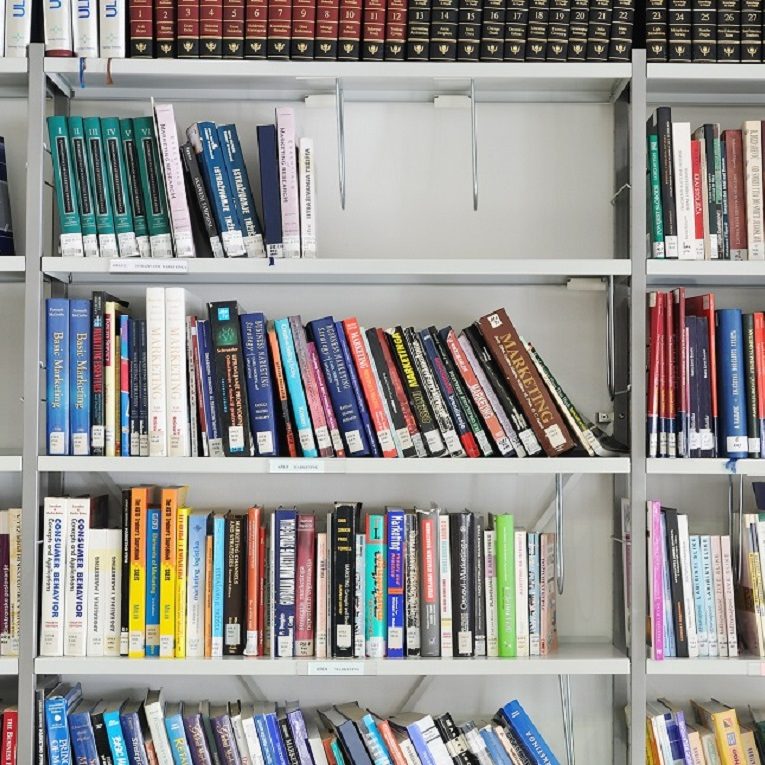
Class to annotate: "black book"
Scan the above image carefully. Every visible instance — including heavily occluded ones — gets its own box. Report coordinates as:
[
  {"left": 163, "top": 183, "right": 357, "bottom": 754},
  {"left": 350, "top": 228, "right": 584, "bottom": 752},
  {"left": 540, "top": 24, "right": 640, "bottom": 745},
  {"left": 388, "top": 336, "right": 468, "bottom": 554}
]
[
  {"left": 696, "top": 124, "right": 722, "bottom": 260},
  {"left": 566, "top": 0, "right": 588, "bottom": 59},
  {"left": 430, "top": 0, "right": 458, "bottom": 58},
  {"left": 744, "top": 314, "right": 759, "bottom": 458},
  {"left": 90, "top": 703, "right": 115, "bottom": 765},
  {"left": 741, "top": 0, "right": 761, "bottom": 61},
  {"left": 691, "top": 0, "right": 716, "bottom": 60},
  {"left": 120, "top": 489, "right": 131, "bottom": 657},
  {"left": 449, "top": 510, "right": 475, "bottom": 658},
  {"left": 406, "top": 0, "right": 431, "bottom": 59},
  {"left": 717, "top": 0, "right": 740, "bottom": 61},
  {"left": 546, "top": 0, "right": 570, "bottom": 60},
  {"left": 585, "top": 0, "right": 611, "bottom": 60},
  {"left": 330, "top": 502, "right": 359, "bottom": 659},
  {"left": 278, "top": 709, "right": 302, "bottom": 765},
  {"left": 503, "top": 0, "right": 528, "bottom": 59},
  {"left": 137, "top": 319, "right": 148, "bottom": 456},
  {"left": 662, "top": 507, "right": 689, "bottom": 657},
  {"left": 128, "top": 317, "right": 140, "bottom": 456},
  {"left": 525, "top": 0, "right": 549, "bottom": 60},
  {"left": 434, "top": 713, "right": 474, "bottom": 765},
  {"left": 687, "top": 316, "right": 700, "bottom": 458},
  {"left": 180, "top": 141, "right": 221, "bottom": 259},
  {"left": 457, "top": 0, "right": 482, "bottom": 59},
  {"left": 646, "top": 0, "right": 669, "bottom": 61},
  {"left": 223, "top": 511, "right": 246, "bottom": 655},
  {"left": 608, "top": 0, "right": 634, "bottom": 60},
  {"left": 319, "top": 707, "right": 373, "bottom": 765},
  {"left": 473, "top": 514, "right": 486, "bottom": 656},
  {"left": 651, "top": 107, "right": 678, "bottom": 260},
  {"left": 404, "top": 511, "right": 420, "bottom": 657},
  {"left": 720, "top": 133, "right": 730, "bottom": 261},
  {"left": 36, "top": 678, "right": 58, "bottom": 765},
  {"left": 479, "top": 0, "right": 505, "bottom": 59},
  {"left": 668, "top": 0, "right": 691, "bottom": 61}
]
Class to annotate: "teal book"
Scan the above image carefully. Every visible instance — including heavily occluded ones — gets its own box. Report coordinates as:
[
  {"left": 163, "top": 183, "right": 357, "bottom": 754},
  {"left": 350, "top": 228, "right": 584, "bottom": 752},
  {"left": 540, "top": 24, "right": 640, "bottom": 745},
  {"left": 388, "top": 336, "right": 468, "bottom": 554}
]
[
  {"left": 83, "top": 116, "right": 119, "bottom": 258},
  {"left": 67, "top": 116, "right": 99, "bottom": 257},
  {"left": 119, "top": 118, "right": 151, "bottom": 257},
  {"left": 165, "top": 703, "right": 194, "bottom": 765},
  {"left": 102, "top": 701, "right": 130, "bottom": 765},
  {"left": 647, "top": 126, "right": 665, "bottom": 259},
  {"left": 495, "top": 514, "right": 516, "bottom": 657},
  {"left": 47, "top": 116, "right": 84, "bottom": 257},
  {"left": 101, "top": 117, "right": 139, "bottom": 257},
  {"left": 365, "top": 514, "right": 386, "bottom": 658},
  {"left": 211, "top": 513, "right": 225, "bottom": 658},
  {"left": 145, "top": 506, "right": 161, "bottom": 657}
]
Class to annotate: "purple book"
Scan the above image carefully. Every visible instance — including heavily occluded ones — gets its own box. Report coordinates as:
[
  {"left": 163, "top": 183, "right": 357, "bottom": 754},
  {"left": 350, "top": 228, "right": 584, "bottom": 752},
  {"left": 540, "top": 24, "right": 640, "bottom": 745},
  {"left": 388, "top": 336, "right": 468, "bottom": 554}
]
[
  {"left": 183, "top": 709, "right": 214, "bottom": 765},
  {"left": 210, "top": 706, "right": 242, "bottom": 765}
]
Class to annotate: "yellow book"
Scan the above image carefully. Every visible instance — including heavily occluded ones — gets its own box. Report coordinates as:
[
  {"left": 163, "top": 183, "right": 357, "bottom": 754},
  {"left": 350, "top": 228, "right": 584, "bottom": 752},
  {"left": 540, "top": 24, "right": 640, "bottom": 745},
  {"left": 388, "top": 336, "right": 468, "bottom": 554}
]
[
  {"left": 645, "top": 719, "right": 659, "bottom": 765},
  {"left": 160, "top": 486, "right": 187, "bottom": 657},
  {"left": 175, "top": 505, "right": 190, "bottom": 658},
  {"left": 129, "top": 487, "right": 149, "bottom": 658},
  {"left": 693, "top": 700, "right": 746, "bottom": 765},
  {"left": 741, "top": 728, "right": 761, "bottom": 765}
]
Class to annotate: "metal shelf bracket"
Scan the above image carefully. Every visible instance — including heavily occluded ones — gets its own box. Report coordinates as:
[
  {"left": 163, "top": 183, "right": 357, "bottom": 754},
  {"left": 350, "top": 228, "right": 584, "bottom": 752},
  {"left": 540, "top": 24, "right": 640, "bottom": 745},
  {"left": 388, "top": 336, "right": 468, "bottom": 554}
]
[
  {"left": 555, "top": 473, "right": 565, "bottom": 595},
  {"left": 470, "top": 78, "right": 478, "bottom": 211},
  {"left": 559, "top": 675, "right": 576, "bottom": 765},
  {"left": 335, "top": 78, "right": 346, "bottom": 210}
]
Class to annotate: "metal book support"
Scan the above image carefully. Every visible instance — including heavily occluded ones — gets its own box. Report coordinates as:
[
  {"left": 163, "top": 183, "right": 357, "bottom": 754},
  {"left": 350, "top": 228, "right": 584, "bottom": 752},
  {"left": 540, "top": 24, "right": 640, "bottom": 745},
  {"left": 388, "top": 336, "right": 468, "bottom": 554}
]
[{"left": 470, "top": 78, "right": 478, "bottom": 212}]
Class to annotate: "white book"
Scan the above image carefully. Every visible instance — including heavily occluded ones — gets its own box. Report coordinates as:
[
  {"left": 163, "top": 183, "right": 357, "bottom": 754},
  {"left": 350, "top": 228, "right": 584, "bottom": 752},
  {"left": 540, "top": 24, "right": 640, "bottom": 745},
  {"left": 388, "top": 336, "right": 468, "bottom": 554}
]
[
  {"left": 672, "top": 122, "right": 696, "bottom": 261},
  {"left": 146, "top": 287, "right": 168, "bottom": 457},
  {"left": 484, "top": 529, "right": 498, "bottom": 657},
  {"left": 700, "top": 535, "right": 719, "bottom": 658},
  {"left": 104, "top": 528, "right": 122, "bottom": 656},
  {"left": 710, "top": 535, "right": 728, "bottom": 657},
  {"left": 269, "top": 517, "right": 276, "bottom": 657},
  {"left": 276, "top": 107, "right": 301, "bottom": 259},
  {"left": 98, "top": 0, "right": 125, "bottom": 56},
  {"left": 43, "top": 0, "right": 72, "bottom": 54},
  {"left": 6, "top": 508, "right": 20, "bottom": 657},
  {"left": 6, "top": 0, "right": 31, "bottom": 57},
  {"left": 399, "top": 739, "right": 422, "bottom": 765},
  {"left": 689, "top": 535, "right": 708, "bottom": 657},
  {"left": 298, "top": 137, "right": 317, "bottom": 258},
  {"left": 230, "top": 704, "right": 253, "bottom": 765},
  {"left": 143, "top": 691, "right": 174, "bottom": 765},
  {"left": 744, "top": 121, "right": 765, "bottom": 260},
  {"left": 164, "top": 288, "right": 190, "bottom": 457},
  {"left": 64, "top": 497, "right": 90, "bottom": 657},
  {"left": 677, "top": 514, "right": 699, "bottom": 657},
  {"left": 315, "top": 531, "right": 328, "bottom": 659},
  {"left": 414, "top": 715, "right": 454, "bottom": 765},
  {"left": 438, "top": 514, "right": 453, "bottom": 658},
  {"left": 354, "top": 533, "right": 365, "bottom": 658},
  {"left": 0, "top": 513, "right": 7, "bottom": 655},
  {"left": 86, "top": 528, "right": 108, "bottom": 657},
  {"left": 514, "top": 529, "right": 529, "bottom": 658},
  {"left": 40, "top": 497, "right": 68, "bottom": 657},
  {"left": 720, "top": 535, "right": 738, "bottom": 658},
  {"left": 70, "top": 0, "right": 97, "bottom": 56},
  {"left": 241, "top": 709, "right": 265, "bottom": 765}
]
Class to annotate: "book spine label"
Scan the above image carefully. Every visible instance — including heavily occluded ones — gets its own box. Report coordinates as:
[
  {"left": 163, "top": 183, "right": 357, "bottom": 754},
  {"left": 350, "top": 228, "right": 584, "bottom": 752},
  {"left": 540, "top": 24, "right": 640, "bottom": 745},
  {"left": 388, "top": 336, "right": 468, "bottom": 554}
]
[
  {"left": 67, "top": 117, "right": 99, "bottom": 257},
  {"left": 100, "top": 0, "right": 127, "bottom": 54},
  {"left": 294, "top": 514, "right": 316, "bottom": 656}
]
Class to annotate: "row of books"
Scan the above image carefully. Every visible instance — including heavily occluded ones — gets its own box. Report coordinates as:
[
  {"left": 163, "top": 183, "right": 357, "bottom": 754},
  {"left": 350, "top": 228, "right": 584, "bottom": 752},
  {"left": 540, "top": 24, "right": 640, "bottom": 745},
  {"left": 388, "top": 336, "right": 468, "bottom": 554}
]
[
  {"left": 646, "top": 500, "right": 737, "bottom": 661},
  {"left": 647, "top": 108, "right": 765, "bottom": 262},
  {"left": 48, "top": 104, "right": 315, "bottom": 260},
  {"left": 45, "top": 290, "right": 626, "bottom": 459},
  {"left": 43, "top": 0, "right": 635, "bottom": 62},
  {"left": 646, "top": 0, "right": 765, "bottom": 62},
  {"left": 39, "top": 684, "right": 560, "bottom": 765},
  {"left": 646, "top": 698, "right": 765, "bottom": 765},
  {"left": 646, "top": 290, "right": 762, "bottom": 460},
  {"left": 38, "top": 490, "right": 558, "bottom": 660}
]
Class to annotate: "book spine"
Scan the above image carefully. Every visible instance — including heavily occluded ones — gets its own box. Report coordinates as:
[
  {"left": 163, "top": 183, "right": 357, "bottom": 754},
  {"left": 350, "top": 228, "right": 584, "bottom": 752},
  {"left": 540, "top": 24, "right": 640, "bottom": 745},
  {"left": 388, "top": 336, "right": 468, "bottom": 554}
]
[
  {"left": 495, "top": 515, "right": 515, "bottom": 657},
  {"left": 720, "top": 535, "right": 738, "bottom": 657},
  {"left": 655, "top": 107, "right": 679, "bottom": 259},
  {"left": 418, "top": 507, "right": 440, "bottom": 657},
  {"left": 711, "top": 535, "right": 727, "bottom": 656},
  {"left": 129, "top": 0, "right": 155, "bottom": 55},
  {"left": 210, "top": 515, "right": 225, "bottom": 657},
  {"left": 514, "top": 529, "right": 529, "bottom": 657},
  {"left": 6, "top": 509, "right": 19, "bottom": 658},
  {"left": 692, "top": 0, "right": 715, "bottom": 60},
  {"left": 331, "top": 504, "right": 357, "bottom": 658},
  {"left": 267, "top": 324, "right": 298, "bottom": 457},
  {"left": 585, "top": 0, "right": 610, "bottom": 59},
  {"left": 450, "top": 512, "right": 474, "bottom": 657},
  {"left": 668, "top": 0, "right": 691, "bottom": 60},
  {"left": 724, "top": 130, "right": 748, "bottom": 260},
  {"left": 101, "top": 118, "right": 139, "bottom": 258},
  {"left": 46, "top": 299, "right": 70, "bottom": 456},
  {"left": 545, "top": 0, "right": 569, "bottom": 59},
  {"left": 274, "top": 509, "right": 297, "bottom": 657},
  {"left": 353, "top": 532, "right": 365, "bottom": 658},
  {"left": 677, "top": 514, "right": 699, "bottom": 657},
  {"left": 716, "top": 309, "right": 748, "bottom": 458},
  {"left": 180, "top": 141, "right": 224, "bottom": 258},
  {"left": 294, "top": 514, "right": 316, "bottom": 657},
  {"left": 64, "top": 498, "right": 89, "bottom": 657},
  {"left": 145, "top": 288, "right": 167, "bottom": 457},
  {"left": 177, "top": 0, "right": 201, "bottom": 55},
  {"left": 527, "top": 532, "right": 540, "bottom": 656},
  {"left": 68, "top": 299, "right": 91, "bottom": 456},
  {"left": 744, "top": 121, "right": 765, "bottom": 259},
  {"left": 648, "top": 128, "right": 666, "bottom": 260},
  {"left": 403, "top": 512, "right": 420, "bottom": 657},
  {"left": 607, "top": 0, "right": 633, "bottom": 59},
  {"left": 275, "top": 108, "right": 301, "bottom": 258},
  {"left": 104, "top": 528, "right": 122, "bottom": 656},
  {"left": 479, "top": 0, "right": 503, "bottom": 58},
  {"left": 144, "top": 508, "right": 160, "bottom": 658},
  {"left": 47, "top": 118, "right": 84, "bottom": 258},
  {"left": 128, "top": 489, "right": 147, "bottom": 658},
  {"left": 314, "top": 530, "right": 327, "bottom": 659},
  {"left": 201, "top": 0, "right": 224, "bottom": 54},
  {"left": 165, "top": 288, "right": 190, "bottom": 457},
  {"left": 40, "top": 499, "right": 68, "bottom": 657},
  {"left": 44, "top": 0, "right": 74, "bottom": 54},
  {"left": 223, "top": 0, "right": 245, "bottom": 55},
  {"left": 155, "top": 0, "right": 177, "bottom": 55},
  {"left": 267, "top": 0, "right": 291, "bottom": 56},
  {"left": 158, "top": 490, "right": 177, "bottom": 659},
  {"left": 437, "top": 513, "right": 453, "bottom": 658},
  {"left": 223, "top": 514, "right": 245, "bottom": 655},
  {"left": 338, "top": 0, "right": 362, "bottom": 57},
  {"left": 291, "top": 0, "right": 317, "bottom": 56},
  {"left": 67, "top": 117, "right": 99, "bottom": 257},
  {"left": 120, "top": 316, "right": 130, "bottom": 456},
  {"left": 525, "top": 0, "right": 548, "bottom": 59},
  {"left": 673, "top": 121, "right": 695, "bottom": 260},
  {"left": 540, "top": 532, "right": 557, "bottom": 654},
  {"left": 718, "top": 0, "right": 740, "bottom": 61},
  {"left": 430, "top": 0, "right": 457, "bottom": 59},
  {"left": 646, "top": 0, "right": 668, "bottom": 60},
  {"left": 690, "top": 535, "right": 708, "bottom": 656},
  {"left": 199, "top": 320, "right": 225, "bottom": 456},
  {"left": 384, "top": 0, "right": 407, "bottom": 56},
  {"left": 256, "top": 125, "right": 283, "bottom": 259},
  {"left": 405, "top": 0, "right": 429, "bottom": 58},
  {"left": 363, "top": 515, "right": 385, "bottom": 658},
  {"left": 186, "top": 513, "right": 207, "bottom": 657},
  {"left": 314, "top": 0, "right": 339, "bottom": 56},
  {"left": 119, "top": 119, "right": 150, "bottom": 257},
  {"left": 741, "top": 0, "right": 761, "bottom": 61},
  {"left": 245, "top": 0, "right": 269, "bottom": 55}
]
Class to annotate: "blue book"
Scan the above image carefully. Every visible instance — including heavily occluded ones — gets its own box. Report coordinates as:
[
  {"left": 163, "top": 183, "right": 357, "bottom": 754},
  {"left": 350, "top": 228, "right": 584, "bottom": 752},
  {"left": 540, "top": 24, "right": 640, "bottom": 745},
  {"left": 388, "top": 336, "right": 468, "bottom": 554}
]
[
  {"left": 145, "top": 506, "right": 161, "bottom": 657},
  {"left": 181, "top": 708, "right": 213, "bottom": 765},
  {"left": 68, "top": 298, "right": 91, "bottom": 456},
  {"left": 219, "top": 124, "right": 265, "bottom": 258},
  {"left": 118, "top": 700, "right": 150, "bottom": 765},
  {"left": 240, "top": 313, "right": 278, "bottom": 456},
  {"left": 285, "top": 705, "right": 313, "bottom": 765},
  {"left": 197, "top": 319, "right": 224, "bottom": 457},
  {"left": 716, "top": 308, "right": 748, "bottom": 458},
  {"left": 308, "top": 317, "right": 370, "bottom": 457},
  {"left": 500, "top": 700, "right": 560, "bottom": 765},
  {"left": 385, "top": 508, "right": 405, "bottom": 658},
  {"left": 274, "top": 318, "right": 318, "bottom": 458},
  {"left": 120, "top": 313, "right": 130, "bottom": 457},
  {"left": 46, "top": 682, "right": 82, "bottom": 765},
  {"left": 330, "top": 740, "right": 346, "bottom": 765},
  {"left": 361, "top": 713, "right": 392, "bottom": 765},
  {"left": 256, "top": 125, "right": 283, "bottom": 260},
  {"left": 264, "top": 710, "right": 289, "bottom": 765},
  {"left": 212, "top": 513, "right": 225, "bottom": 656},
  {"left": 103, "top": 702, "right": 131, "bottom": 765},
  {"left": 334, "top": 320, "right": 380, "bottom": 457},
  {"left": 669, "top": 708, "right": 693, "bottom": 764},
  {"left": 47, "top": 298, "right": 70, "bottom": 456},
  {"left": 662, "top": 713, "right": 686, "bottom": 764},
  {"left": 479, "top": 727, "right": 512, "bottom": 765},
  {"left": 68, "top": 700, "right": 100, "bottom": 765},
  {"left": 254, "top": 710, "right": 277, "bottom": 765},
  {"left": 274, "top": 507, "right": 297, "bottom": 657},
  {"left": 389, "top": 718, "right": 435, "bottom": 765},
  {"left": 165, "top": 704, "right": 194, "bottom": 765}
]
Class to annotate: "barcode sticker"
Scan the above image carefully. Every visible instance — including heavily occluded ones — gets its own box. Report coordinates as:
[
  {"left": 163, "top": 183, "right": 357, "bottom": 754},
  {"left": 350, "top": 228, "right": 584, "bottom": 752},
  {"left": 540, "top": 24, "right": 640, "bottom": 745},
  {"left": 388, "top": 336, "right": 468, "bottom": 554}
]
[
  {"left": 458, "top": 631, "right": 473, "bottom": 655},
  {"left": 315, "top": 426, "right": 332, "bottom": 452},
  {"left": 397, "top": 427, "right": 413, "bottom": 451},
  {"left": 82, "top": 234, "right": 99, "bottom": 258},
  {"left": 377, "top": 429, "right": 396, "bottom": 452},
  {"left": 209, "top": 438, "right": 225, "bottom": 458},
  {"left": 278, "top": 636, "right": 293, "bottom": 656},
  {"left": 269, "top": 459, "right": 326, "bottom": 474},
  {"left": 307, "top": 661, "right": 365, "bottom": 676},
  {"left": 727, "top": 435, "right": 747, "bottom": 452},
  {"left": 48, "top": 432, "right": 65, "bottom": 455},
  {"left": 109, "top": 258, "right": 189, "bottom": 274},
  {"left": 298, "top": 429, "right": 315, "bottom": 452},
  {"left": 228, "top": 425, "right": 245, "bottom": 452},
  {"left": 151, "top": 233, "right": 174, "bottom": 259},
  {"left": 72, "top": 433, "right": 89, "bottom": 456},
  {"left": 329, "top": 429, "right": 345, "bottom": 454},
  {"left": 388, "top": 627, "right": 404, "bottom": 650},
  {"left": 136, "top": 235, "right": 151, "bottom": 258},
  {"left": 545, "top": 424, "right": 566, "bottom": 450},
  {"left": 210, "top": 237, "right": 225, "bottom": 259},
  {"left": 149, "top": 431, "right": 166, "bottom": 452},
  {"left": 222, "top": 230, "right": 247, "bottom": 258},
  {"left": 59, "top": 232, "right": 84, "bottom": 258},
  {"left": 425, "top": 430, "right": 444, "bottom": 453},
  {"left": 117, "top": 231, "right": 140, "bottom": 258},
  {"left": 99, "top": 233, "right": 119, "bottom": 259},
  {"left": 345, "top": 430, "right": 365, "bottom": 454},
  {"left": 257, "top": 431, "right": 274, "bottom": 455},
  {"left": 91, "top": 426, "right": 105, "bottom": 449},
  {"left": 520, "top": 430, "right": 541, "bottom": 455},
  {"left": 337, "top": 625, "right": 353, "bottom": 648},
  {"left": 173, "top": 231, "right": 195, "bottom": 259},
  {"left": 226, "top": 623, "right": 241, "bottom": 645},
  {"left": 444, "top": 431, "right": 463, "bottom": 454}
]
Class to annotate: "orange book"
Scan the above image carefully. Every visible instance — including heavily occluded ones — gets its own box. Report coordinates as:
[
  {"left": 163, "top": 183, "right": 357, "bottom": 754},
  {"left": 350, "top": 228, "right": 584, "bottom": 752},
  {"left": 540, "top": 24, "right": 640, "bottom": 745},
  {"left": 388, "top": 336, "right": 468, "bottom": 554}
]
[
  {"left": 257, "top": 524, "right": 266, "bottom": 657},
  {"left": 129, "top": 486, "right": 150, "bottom": 658},
  {"left": 244, "top": 506, "right": 261, "bottom": 656},
  {"left": 204, "top": 525, "right": 214, "bottom": 658},
  {"left": 376, "top": 719, "right": 406, "bottom": 765},
  {"left": 159, "top": 486, "right": 188, "bottom": 658}
]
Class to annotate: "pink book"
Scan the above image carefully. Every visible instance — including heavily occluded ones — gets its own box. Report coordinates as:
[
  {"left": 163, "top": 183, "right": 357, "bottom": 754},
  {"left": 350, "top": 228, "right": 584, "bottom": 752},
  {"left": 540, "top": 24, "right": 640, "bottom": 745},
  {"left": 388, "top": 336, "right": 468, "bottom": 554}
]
[
  {"left": 244, "top": 506, "right": 261, "bottom": 656},
  {"left": 649, "top": 500, "right": 664, "bottom": 660},
  {"left": 294, "top": 514, "right": 316, "bottom": 656},
  {"left": 308, "top": 341, "right": 346, "bottom": 457},
  {"left": 275, "top": 107, "right": 301, "bottom": 259},
  {"left": 315, "top": 531, "right": 328, "bottom": 658}
]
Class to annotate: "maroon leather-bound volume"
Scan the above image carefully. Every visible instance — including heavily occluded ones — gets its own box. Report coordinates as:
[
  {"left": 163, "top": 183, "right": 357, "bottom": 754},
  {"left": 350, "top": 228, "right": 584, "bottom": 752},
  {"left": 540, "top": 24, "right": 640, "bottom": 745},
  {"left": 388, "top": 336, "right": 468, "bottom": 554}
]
[
  {"left": 223, "top": 0, "right": 246, "bottom": 55},
  {"left": 129, "top": 0, "right": 155, "bottom": 56},
  {"left": 155, "top": 0, "right": 177, "bottom": 56},
  {"left": 291, "top": 0, "right": 317, "bottom": 57},
  {"left": 200, "top": 0, "right": 224, "bottom": 55},
  {"left": 177, "top": 0, "right": 201, "bottom": 55},
  {"left": 362, "top": 0, "right": 386, "bottom": 57},
  {"left": 245, "top": 0, "right": 268, "bottom": 56},
  {"left": 338, "top": 0, "right": 362, "bottom": 58},
  {"left": 384, "top": 0, "right": 407, "bottom": 58},
  {"left": 315, "top": 0, "right": 339, "bottom": 58},
  {"left": 267, "top": 0, "right": 292, "bottom": 57}
]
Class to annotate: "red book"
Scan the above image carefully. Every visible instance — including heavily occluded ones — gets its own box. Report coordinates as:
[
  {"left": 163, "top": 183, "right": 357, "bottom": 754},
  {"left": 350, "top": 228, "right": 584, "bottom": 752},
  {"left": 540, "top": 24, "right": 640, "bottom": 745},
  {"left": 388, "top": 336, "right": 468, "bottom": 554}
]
[
  {"left": 257, "top": 525, "right": 266, "bottom": 656},
  {"left": 342, "top": 317, "right": 397, "bottom": 458},
  {"left": 245, "top": 0, "right": 268, "bottom": 56},
  {"left": 377, "top": 720, "right": 407, "bottom": 765},
  {"left": 267, "top": 0, "right": 292, "bottom": 57},
  {"left": 155, "top": 0, "right": 177, "bottom": 56},
  {"left": 200, "top": 0, "right": 224, "bottom": 55},
  {"left": 294, "top": 514, "right": 316, "bottom": 657},
  {"left": 267, "top": 325, "right": 298, "bottom": 457},
  {"left": 245, "top": 506, "right": 261, "bottom": 656},
  {"left": 223, "top": 0, "right": 246, "bottom": 55},
  {"left": 690, "top": 140, "right": 704, "bottom": 255},
  {"left": 384, "top": 0, "right": 406, "bottom": 58},
  {"left": 177, "top": 0, "right": 201, "bottom": 55},
  {"left": 672, "top": 288, "right": 688, "bottom": 458},
  {"left": 1, "top": 709, "right": 16, "bottom": 765},
  {"left": 665, "top": 289, "right": 676, "bottom": 458},
  {"left": 686, "top": 293, "right": 718, "bottom": 453},
  {"left": 338, "top": 0, "right": 362, "bottom": 58},
  {"left": 647, "top": 291, "right": 662, "bottom": 459},
  {"left": 657, "top": 293, "right": 668, "bottom": 458},
  {"left": 755, "top": 312, "right": 765, "bottom": 455},
  {"left": 129, "top": 0, "right": 155, "bottom": 56},
  {"left": 362, "top": 0, "right": 386, "bottom": 58},
  {"left": 291, "top": 0, "right": 317, "bottom": 57},
  {"left": 315, "top": 0, "right": 339, "bottom": 57},
  {"left": 308, "top": 341, "right": 346, "bottom": 458}
]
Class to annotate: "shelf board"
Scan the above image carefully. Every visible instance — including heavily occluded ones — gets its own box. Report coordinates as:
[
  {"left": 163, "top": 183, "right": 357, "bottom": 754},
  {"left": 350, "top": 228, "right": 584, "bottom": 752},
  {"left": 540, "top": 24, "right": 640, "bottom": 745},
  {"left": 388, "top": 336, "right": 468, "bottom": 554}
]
[
  {"left": 0, "top": 257, "right": 25, "bottom": 281},
  {"left": 647, "top": 657, "right": 765, "bottom": 676},
  {"left": 38, "top": 455, "right": 630, "bottom": 475},
  {"left": 0, "top": 456, "right": 21, "bottom": 473},
  {"left": 647, "top": 63, "right": 765, "bottom": 105},
  {"left": 45, "top": 59, "right": 631, "bottom": 103},
  {"left": 646, "top": 259, "right": 765, "bottom": 287},
  {"left": 42, "top": 257, "right": 631, "bottom": 286},
  {"left": 0, "top": 58, "right": 28, "bottom": 96},
  {"left": 0, "top": 658, "right": 17, "bottom": 676},
  {"left": 646, "top": 458, "right": 765, "bottom": 476},
  {"left": 36, "top": 643, "right": 629, "bottom": 677}
]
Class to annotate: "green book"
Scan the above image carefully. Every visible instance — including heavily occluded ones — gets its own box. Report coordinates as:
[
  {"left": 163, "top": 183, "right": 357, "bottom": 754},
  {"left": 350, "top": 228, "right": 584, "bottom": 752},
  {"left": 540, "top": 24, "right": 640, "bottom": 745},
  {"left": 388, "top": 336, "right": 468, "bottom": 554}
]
[
  {"left": 101, "top": 117, "right": 139, "bottom": 258},
  {"left": 647, "top": 128, "right": 665, "bottom": 260},
  {"left": 119, "top": 119, "right": 151, "bottom": 257},
  {"left": 46, "top": 116, "right": 84, "bottom": 257},
  {"left": 495, "top": 513, "right": 516, "bottom": 657},
  {"left": 66, "top": 117, "right": 99, "bottom": 258},
  {"left": 133, "top": 116, "right": 173, "bottom": 258},
  {"left": 365, "top": 514, "right": 386, "bottom": 658},
  {"left": 83, "top": 116, "right": 118, "bottom": 259}
]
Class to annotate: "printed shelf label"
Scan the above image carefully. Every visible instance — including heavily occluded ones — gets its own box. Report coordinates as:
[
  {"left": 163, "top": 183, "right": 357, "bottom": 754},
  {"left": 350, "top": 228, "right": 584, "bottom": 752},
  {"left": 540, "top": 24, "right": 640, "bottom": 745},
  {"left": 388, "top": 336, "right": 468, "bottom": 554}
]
[
  {"left": 269, "top": 459, "right": 327, "bottom": 474},
  {"left": 307, "top": 661, "right": 366, "bottom": 676},
  {"left": 109, "top": 259, "right": 189, "bottom": 274}
]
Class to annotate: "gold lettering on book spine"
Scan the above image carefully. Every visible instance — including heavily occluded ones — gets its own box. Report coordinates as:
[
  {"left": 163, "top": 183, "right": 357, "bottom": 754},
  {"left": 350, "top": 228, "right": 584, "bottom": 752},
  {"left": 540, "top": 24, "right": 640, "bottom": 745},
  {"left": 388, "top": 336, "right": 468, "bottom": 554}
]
[{"left": 499, "top": 333, "right": 555, "bottom": 426}]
